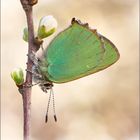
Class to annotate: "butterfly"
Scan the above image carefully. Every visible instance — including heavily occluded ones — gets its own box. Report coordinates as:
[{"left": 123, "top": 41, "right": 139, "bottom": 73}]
[{"left": 30, "top": 18, "right": 120, "bottom": 122}]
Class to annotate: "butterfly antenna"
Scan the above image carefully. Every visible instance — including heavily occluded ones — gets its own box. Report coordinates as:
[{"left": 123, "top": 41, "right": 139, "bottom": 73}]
[
  {"left": 45, "top": 89, "right": 52, "bottom": 123},
  {"left": 52, "top": 88, "right": 57, "bottom": 122}
]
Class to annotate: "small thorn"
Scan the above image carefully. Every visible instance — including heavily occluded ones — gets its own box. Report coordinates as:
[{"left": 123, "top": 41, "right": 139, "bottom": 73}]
[
  {"left": 18, "top": 87, "right": 24, "bottom": 94},
  {"left": 71, "top": 17, "right": 76, "bottom": 24},
  {"left": 45, "top": 114, "right": 48, "bottom": 123},
  {"left": 54, "top": 115, "right": 57, "bottom": 122}
]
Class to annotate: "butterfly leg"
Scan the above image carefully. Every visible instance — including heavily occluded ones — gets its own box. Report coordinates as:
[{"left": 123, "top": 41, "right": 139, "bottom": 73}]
[
  {"left": 25, "top": 69, "right": 42, "bottom": 78},
  {"left": 18, "top": 82, "right": 41, "bottom": 94},
  {"left": 25, "top": 68, "right": 45, "bottom": 86},
  {"left": 27, "top": 51, "right": 40, "bottom": 66},
  {"left": 40, "top": 44, "right": 47, "bottom": 58}
]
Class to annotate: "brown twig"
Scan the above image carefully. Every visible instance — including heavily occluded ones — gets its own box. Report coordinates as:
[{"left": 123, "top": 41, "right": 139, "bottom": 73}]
[{"left": 19, "top": 0, "right": 39, "bottom": 140}]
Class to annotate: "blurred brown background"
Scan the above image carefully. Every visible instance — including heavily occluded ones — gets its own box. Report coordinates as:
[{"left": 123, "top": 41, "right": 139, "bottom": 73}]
[{"left": 1, "top": 0, "right": 139, "bottom": 140}]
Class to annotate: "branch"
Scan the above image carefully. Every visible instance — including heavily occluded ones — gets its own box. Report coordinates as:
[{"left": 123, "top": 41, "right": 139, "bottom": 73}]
[{"left": 19, "top": 0, "right": 39, "bottom": 140}]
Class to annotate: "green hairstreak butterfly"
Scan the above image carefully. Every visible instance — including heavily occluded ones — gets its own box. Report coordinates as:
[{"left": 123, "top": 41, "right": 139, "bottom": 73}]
[
  {"left": 33, "top": 18, "right": 120, "bottom": 90},
  {"left": 31, "top": 18, "right": 120, "bottom": 122}
]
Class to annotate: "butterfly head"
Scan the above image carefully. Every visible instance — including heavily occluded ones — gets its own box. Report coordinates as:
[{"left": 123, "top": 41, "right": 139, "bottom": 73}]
[{"left": 39, "top": 82, "right": 53, "bottom": 93}]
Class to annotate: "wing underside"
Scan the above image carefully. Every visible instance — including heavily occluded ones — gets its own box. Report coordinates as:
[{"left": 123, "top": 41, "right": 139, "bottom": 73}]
[{"left": 40, "top": 19, "right": 120, "bottom": 83}]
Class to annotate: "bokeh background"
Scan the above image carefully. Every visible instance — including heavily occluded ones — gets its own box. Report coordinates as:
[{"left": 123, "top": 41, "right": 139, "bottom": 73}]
[{"left": 1, "top": 0, "right": 139, "bottom": 140}]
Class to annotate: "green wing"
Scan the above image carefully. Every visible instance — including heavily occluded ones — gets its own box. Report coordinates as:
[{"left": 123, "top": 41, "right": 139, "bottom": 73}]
[{"left": 40, "top": 18, "right": 120, "bottom": 83}]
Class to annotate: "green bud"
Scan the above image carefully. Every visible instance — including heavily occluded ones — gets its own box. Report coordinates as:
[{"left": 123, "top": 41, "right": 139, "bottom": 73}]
[
  {"left": 11, "top": 68, "right": 24, "bottom": 85},
  {"left": 37, "top": 15, "right": 57, "bottom": 39},
  {"left": 23, "top": 27, "right": 28, "bottom": 42}
]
